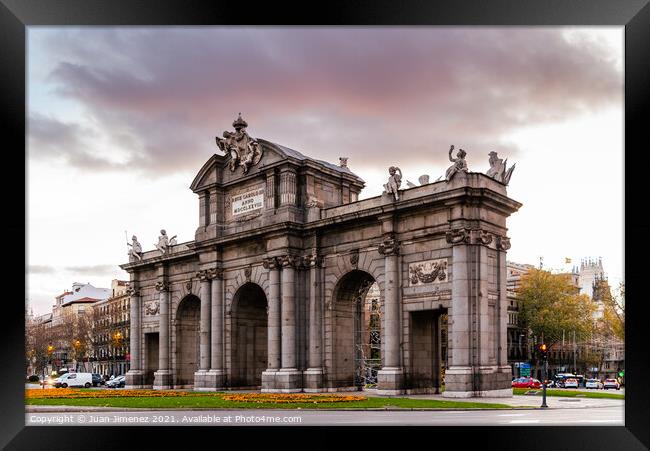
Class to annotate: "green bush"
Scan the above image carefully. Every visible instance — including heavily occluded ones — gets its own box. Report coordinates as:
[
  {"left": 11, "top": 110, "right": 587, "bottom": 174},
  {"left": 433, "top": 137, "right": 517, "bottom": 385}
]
[{"left": 27, "top": 375, "right": 40, "bottom": 382}]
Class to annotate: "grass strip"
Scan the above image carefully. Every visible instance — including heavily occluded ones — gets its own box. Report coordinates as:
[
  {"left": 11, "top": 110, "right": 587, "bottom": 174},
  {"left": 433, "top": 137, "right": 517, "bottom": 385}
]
[
  {"left": 513, "top": 388, "right": 624, "bottom": 399},
  {"left": 26, "top": 395, "right": 512, "bottom": 410}
]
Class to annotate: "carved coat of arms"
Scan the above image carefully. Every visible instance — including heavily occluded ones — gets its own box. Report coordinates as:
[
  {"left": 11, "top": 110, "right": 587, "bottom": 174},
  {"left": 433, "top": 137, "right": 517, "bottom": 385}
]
[{"left": 216, "top": 113, "right": 263, "bottom": 174}]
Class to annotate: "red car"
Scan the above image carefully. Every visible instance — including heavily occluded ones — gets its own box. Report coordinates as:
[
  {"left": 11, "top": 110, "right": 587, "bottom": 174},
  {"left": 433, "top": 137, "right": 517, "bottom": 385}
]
[{"left": 512, "top": 377, "right": 542, "bottom": 389}]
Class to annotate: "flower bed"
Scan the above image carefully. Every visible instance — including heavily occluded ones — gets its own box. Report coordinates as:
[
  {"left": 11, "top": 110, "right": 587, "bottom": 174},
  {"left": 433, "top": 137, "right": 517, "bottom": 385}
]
[
  {"left": 25, "top": 389, "right": 366, "bottom": 403},
  {"left": 221, "top": 393, "right": 366, "bottom": 403}
]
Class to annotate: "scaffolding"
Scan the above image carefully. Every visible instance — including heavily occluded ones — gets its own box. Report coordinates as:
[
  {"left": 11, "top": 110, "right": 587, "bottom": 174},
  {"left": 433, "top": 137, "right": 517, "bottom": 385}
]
[{"left": 354, "top": 282, "right": 382, "bottom": 388}]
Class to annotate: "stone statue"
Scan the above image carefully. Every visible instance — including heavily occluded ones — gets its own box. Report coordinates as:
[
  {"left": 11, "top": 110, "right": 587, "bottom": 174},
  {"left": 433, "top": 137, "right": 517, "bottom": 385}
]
[
  {"left": 216, "top": 113, "right": 263, "bottom": 174},
  {"left": 486, "top": 151, "right": 516, "bottom": 185},
  {"left": 445, "top": 145, "right": 468, "bottom": 182},
  {"left": 169, "top": 235, "right": 178, "bottom": 246},
  {"left": 383, "top": 166, "right": 402, "bottom": 201},
  {"left": 418, "top": 175, "right": 430, "bottom": 185},
  {"left": 155, "top": 229, "right": 176, "bottom": 254},
  {"left": 127, "top": 235, "right": 143, "bottom": 261}
]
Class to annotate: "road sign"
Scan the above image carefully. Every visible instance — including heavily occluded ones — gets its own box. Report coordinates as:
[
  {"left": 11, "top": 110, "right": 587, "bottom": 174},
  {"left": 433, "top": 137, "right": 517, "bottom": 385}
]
[{"left": 520, "top": 363, "right": 531, "bottom": 376}]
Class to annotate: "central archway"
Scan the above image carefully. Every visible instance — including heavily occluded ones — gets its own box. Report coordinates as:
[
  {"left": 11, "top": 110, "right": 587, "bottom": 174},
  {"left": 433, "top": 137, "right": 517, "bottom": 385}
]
[
  {"left": 175, "top": 295, "right": 200, "bottom": 387},
  {"left": 230, "top": 283, "right": 268, "bottom": 388},
  {"left": 331, "top": 270, "right": 380, "bottom": 390}
]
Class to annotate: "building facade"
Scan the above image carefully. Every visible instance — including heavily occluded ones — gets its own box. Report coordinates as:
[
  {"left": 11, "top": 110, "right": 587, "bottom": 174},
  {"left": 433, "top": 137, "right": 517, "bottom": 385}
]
[
  {"left": 91, "top": 280, "right": 131, "bottom": 377},
  {"left": 122, "top": 117, "right": 521, "bottom": 396}
]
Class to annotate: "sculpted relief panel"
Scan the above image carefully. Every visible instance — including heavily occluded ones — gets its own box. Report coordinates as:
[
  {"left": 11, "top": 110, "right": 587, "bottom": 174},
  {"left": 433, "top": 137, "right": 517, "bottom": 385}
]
[{"left": 408, "top": 259, "right": 448, "bottom": 286}]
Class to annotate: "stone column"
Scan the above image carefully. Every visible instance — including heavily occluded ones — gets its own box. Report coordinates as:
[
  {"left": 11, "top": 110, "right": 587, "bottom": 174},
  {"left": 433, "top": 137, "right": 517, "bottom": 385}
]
[
  {"left": 206, "top": 269, "right": 225, "bottom": 389},
  {"left": 125, "top": 285, "right": 144, "bottom": 388},
  {"left": 194, "top": 270, "right": 212, "bottom": 390},
  {"left": 304, "top": 254, "right": 324, "bottom": 391},
  {"left": 496, "top": 235, "right": 514, "bottom": 385},
  {"left": 153, "top": 281, "right": 172, "bottom": 389},
  {"left": 261, "top": 257, "right": 281, "bottom": 391},
  {"left": 277, "top": 254, "right": 302, "bottom": 392},
  {"left": 443, "top": 228, "right": 513, "bottom": 398},
  {"left": 376, "top": 234, "right": 404, "bottom": 394}
]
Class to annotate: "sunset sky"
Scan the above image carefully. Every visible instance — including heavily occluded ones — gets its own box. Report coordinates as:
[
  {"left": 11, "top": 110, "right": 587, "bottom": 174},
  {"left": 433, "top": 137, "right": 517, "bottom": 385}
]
[{"left": 27, "top": 27, "right": 623, "bottom": 315}]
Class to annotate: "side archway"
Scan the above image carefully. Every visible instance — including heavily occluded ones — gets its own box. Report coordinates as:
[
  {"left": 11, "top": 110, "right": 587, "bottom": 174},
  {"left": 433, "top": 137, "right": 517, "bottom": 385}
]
[
  {"left": 175, "top": 295, "right": 200, "bottom": 387},
  {"left": 329, "top": 270, "right": 380, "bottom": 389},
  {"left": 229, "top": 282, "right": 268, "bottom": 388}
]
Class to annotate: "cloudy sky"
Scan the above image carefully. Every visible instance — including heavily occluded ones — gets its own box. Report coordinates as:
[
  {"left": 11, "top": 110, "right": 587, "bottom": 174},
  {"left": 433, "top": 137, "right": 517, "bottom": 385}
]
[{"left": 27, "top": 27, "right": 623, "bottom": 315}]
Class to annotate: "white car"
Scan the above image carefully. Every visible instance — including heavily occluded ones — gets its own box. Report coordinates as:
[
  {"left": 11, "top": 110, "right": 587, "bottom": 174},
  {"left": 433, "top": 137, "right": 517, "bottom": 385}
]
[
  {"left": 54, "top": 372, "right": 93, "bottom": 388},
  {"left": 603, "top": 378, "right": 620, "bottom": 390},
  {"left": 585, "top": 378, "right": 603, "bottom": 389},
  {"left": 563, "top": 378, "right": 579, "bottom": 389}
]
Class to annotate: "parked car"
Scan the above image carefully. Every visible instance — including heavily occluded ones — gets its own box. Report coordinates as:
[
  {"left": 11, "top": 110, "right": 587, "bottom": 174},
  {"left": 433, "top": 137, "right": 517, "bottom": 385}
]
[
  {"left": 585, "top": 378, "right": 603, "bottom": 389},
  {"left": 54, "top": 372, "right": 93, "bottom": 388},
  {"left": 106, "top": 375, "right": 125, "bottom": 388},
  {"left": 603, "top": 378, "right": 620, "bottom": 390},
  {"left": 91, "top": 373, "right": 104, "bottom": 387},
  {"left": 563, "top": 378, "right": 579, "bottom": 389},
  {"left": 512, "top": 377, "right": 542, "bottom": 389}
]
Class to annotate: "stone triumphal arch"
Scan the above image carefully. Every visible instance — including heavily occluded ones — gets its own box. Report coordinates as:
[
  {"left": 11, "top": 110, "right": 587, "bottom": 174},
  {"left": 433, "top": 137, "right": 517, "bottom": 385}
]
[{"left": 122, "top": 115, "right": 521, "bottom": 397}]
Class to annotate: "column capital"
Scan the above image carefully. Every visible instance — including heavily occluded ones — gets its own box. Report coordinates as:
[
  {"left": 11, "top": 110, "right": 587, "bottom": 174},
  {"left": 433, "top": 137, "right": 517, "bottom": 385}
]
[
  {"left": 303, "top": 254, "right": 323, "bottom": 268},
  {"left": 280, "top": 254, "right": 298, "bottom": 269},
  {"left": 262, "top": 256, "right": 281, "bottom": 270},
  {"left": 378, "top": 234, "right": 400, "bottom": 256},
  {"left": 126, "top": 284, "right": 140, "bottom": 297},
  {"left": 208, "top": 268, "right": 224, "bottom": 279},
  {"left": 497, "top": 235, "right": 511, "bottom": 251},
  {"left": 445, "top": 228, "right": 471, "bottom": 245},
  {"left": 154, "top": 281, "right": 169, "bottom": 292}
]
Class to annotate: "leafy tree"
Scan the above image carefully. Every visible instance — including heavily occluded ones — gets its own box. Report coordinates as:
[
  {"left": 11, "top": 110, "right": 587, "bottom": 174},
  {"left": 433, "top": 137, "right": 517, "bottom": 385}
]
[
  {"left": 517, "top": 268, "right": 596, "bottom": 348},
  {"left": 598, "top": 282, "right": 625, "bottom": 342}
]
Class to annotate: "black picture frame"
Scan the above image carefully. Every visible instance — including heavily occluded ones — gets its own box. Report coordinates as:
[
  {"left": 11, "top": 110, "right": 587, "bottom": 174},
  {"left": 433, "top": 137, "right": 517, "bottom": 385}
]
[{"left": 3, "top": 0, "right": 648, "bottom": 448}]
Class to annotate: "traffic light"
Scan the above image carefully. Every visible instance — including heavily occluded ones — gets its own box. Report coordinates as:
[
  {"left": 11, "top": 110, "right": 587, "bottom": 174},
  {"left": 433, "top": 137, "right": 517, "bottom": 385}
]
[{"left": 538, "top": 343, "right": 548, "bottom": 360}]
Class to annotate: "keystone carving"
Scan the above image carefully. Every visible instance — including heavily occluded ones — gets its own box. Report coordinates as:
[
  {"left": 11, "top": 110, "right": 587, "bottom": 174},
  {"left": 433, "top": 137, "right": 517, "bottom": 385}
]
[
  {"left": 244, "top": 266, "right": 252, "bottom": 282},
  {"left": 350, "top": 251, "right": 359, "bottom": 268},
  {"left": 185, "top": 280, "right": 193, "bottom": 293}
]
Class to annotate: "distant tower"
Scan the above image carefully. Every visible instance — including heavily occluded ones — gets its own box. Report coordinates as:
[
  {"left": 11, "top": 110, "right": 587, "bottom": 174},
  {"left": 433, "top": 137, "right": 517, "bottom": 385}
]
[{"left": 578, "top": 257, "right": 605, "bottom": 299}]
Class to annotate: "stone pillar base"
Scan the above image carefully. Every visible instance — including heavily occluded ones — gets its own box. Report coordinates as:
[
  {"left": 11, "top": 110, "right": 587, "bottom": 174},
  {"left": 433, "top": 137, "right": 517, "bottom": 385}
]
[
  {"left": 443, "top": 365, "right": 513, "bottom": 397},
  {"left": 302, "top": 368, "right": 324, "bottom": 392},
  {"left": 442, "top": 388, "right": 513, "bottom": 398},
  {"left": 193, "top": 370, "right": 208, "bottom": 389},
  {"left": 262, "top": 369, "right": 302, "bottom": 393},
  {"left": 197, "top": 370, "right": 226, "bottom": 391},
  {"left": 377, "top": 367, "right": 405, "bottom": 395},
  {"left": 153, "top": 370, "right": 173, "bottom": 390},
  {"left": 261, "top": 370, "right": 279, "bottom": 392},
  {"left": 125, "top": 370, "right": 145, "bottom": 389}
]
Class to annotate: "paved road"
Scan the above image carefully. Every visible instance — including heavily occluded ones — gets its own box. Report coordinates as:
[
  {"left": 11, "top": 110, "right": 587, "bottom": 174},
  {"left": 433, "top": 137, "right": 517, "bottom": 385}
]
[{"left": 25, "top": 405, "right": 624, "bottom": 426}]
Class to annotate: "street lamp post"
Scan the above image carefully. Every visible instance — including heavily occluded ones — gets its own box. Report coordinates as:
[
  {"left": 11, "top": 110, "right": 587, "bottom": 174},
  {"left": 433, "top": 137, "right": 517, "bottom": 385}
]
[{"left": 45, "top": 344, "right": 54, "bottom": 390}]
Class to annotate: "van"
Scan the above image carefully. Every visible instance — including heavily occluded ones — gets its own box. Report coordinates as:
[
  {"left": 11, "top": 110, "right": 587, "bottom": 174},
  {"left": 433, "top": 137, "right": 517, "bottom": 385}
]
[{"left": 55, "top": 372, "right": 93, "bottom": 388}]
